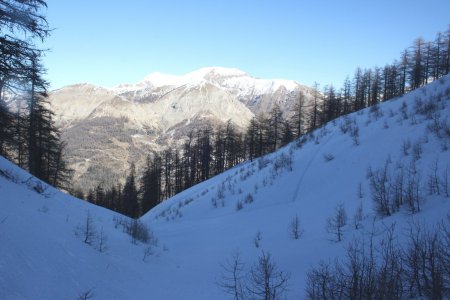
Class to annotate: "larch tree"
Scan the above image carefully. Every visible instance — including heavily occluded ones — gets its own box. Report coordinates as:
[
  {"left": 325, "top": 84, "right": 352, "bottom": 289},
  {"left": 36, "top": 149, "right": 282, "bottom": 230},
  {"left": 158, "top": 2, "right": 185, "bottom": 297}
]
[{"left": 122, "top": 163, "right": 139, "bottom": 218}]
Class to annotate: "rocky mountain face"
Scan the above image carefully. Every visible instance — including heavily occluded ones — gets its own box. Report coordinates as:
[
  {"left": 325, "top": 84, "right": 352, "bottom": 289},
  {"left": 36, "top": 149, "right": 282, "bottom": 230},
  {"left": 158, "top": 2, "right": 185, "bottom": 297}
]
[{"left": 48, "top": 67, "right": 314, "bottom": 192}]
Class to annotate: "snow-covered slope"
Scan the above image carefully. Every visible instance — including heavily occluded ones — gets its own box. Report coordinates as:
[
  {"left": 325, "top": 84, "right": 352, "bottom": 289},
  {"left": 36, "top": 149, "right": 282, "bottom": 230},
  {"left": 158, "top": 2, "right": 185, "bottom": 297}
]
[{"left": 1, "top": 76, "right": 450, "bottom": 299}]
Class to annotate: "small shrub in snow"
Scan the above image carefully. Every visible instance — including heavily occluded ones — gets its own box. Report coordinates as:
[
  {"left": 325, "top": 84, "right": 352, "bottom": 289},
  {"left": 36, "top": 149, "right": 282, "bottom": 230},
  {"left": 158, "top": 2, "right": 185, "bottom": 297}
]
[
  {"left": 77, "top": 288, "right": 95, "bottom": 300},
  {"left": 128, "top": 220, "right": 154, "bottom": 245},
  {"left": 211, "top": 196, "right": 218, "bottom": 208},
  {"left": 253, "top": 184, "right": 259, "bottom": 195},
  {"left": 326, "top": 203, "right": 347, "bottom": 242},
  {"left": 340, "top": 116, "right": 352, "bottom": 134},
  {"left": 254, "top": 231, "right": 262, "bottom": 248},
  {"left": 33, "top": 181, "right": 45, "bottom": 194},
  {"left": 388, "top": 109, "right": 395, "bottom": 117},
  {"left": 113, "top": 216, "right": 155, "bottom": 245},
  {"left": 38, "top": 205, "right": 49, "bottom": 213},
  {"left": 142, "top": 236, "right": 159, "bottom": 262},
  {"left": 183, "top": 198, "right": 193, "bottom": 206},
  {"left": 400, "top": 101, "right": 408, "bottom": 120},
  {"left": 401, "top": 138, "right": 411, "bottom": 156},
  {"left": 236, "top": 201, "right": 243, "bottom": 211},
  {"left": 216, "top": 183, "right": 226, "bottom": 201},
  {"left": 244, "top": 193, "right": 254, "bottom": 204},
  {"left": 369, "top": 103, "right": 383, "bottom": 120},
  {"left": 357, "top": 182, "right": 364, "bottom": 199},
  {"left": 258, "top": 157, "right": 270, "bottom": 170},
  {"left": 441, "top": 166, "right": 449, "bottom": 197},
  {"left": 350, "top": 125, "right": 360, "bottom": 146},
  {"left": 289, "top": 214, "right": 304, "bottom": 239},
  {"left": 352, "top": 202, "right": 364, "bottom": 230},
  {"left": 427, "top": 159, "right": 441, "bottom": 196},
  {"left": 323, "top": 153, "right": 335, "bottom": 162},
  {"left": 97, "top": 227, "right": 108, "bottom": 253},
  {"left": 412, "top": 141, "right": 423, "bottom": 161},
  {"left": 76, "top": 210, "right": 97, "bottom": 246},
  {"left": 272, "top": 152, "right": 293, "bottom": 176}
]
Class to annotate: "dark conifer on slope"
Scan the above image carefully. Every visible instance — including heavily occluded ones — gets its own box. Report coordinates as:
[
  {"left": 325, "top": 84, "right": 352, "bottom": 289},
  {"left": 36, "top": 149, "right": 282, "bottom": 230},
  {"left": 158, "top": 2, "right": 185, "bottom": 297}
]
[{"left": 122, "top": 163, "right": 139, "bottom": 218}]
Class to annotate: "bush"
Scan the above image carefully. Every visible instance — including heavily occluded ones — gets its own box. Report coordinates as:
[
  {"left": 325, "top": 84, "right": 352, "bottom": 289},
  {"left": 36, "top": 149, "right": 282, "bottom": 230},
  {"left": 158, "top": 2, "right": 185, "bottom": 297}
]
[
  {"left": 217, "top": 251, "right": 290, "bottom": 300},
  {"left": 323, "top": 153, "right": 335, "bottom": 162},
  {"left": 113, "top": 216, "right": 155, "bottom": 244},
  {"left": 289, "top": 214, "right": 303, "bottom": 239}
]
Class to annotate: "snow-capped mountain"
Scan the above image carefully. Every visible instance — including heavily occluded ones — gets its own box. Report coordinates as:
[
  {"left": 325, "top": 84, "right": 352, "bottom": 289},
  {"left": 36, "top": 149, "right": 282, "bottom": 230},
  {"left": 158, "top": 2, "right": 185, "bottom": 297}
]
[
  {"left": 1, "top": 75, "right": 449, "bottom": 299},
  {"left": 48, "top": 67, "right": 314, "bottom": 192}
]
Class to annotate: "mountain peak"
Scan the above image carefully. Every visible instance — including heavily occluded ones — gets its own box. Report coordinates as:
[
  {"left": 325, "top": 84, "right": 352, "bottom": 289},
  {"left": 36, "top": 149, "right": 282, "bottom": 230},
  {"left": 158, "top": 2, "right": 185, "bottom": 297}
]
[
  {"left": 138, "top": 67, "right": 249, "bottom": 88},
  {"left": 187, "top": 66, "right": 248, "bottom": 78}
]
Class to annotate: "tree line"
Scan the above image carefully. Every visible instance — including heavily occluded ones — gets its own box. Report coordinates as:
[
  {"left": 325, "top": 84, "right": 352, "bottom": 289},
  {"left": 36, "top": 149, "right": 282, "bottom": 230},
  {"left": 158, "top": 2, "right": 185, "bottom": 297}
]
[
  {"left": 0, "top": 0, "right": 72, "bottom": 189},
  {"left": 81, "top": 26, "right": 450, "bottom": 218}
]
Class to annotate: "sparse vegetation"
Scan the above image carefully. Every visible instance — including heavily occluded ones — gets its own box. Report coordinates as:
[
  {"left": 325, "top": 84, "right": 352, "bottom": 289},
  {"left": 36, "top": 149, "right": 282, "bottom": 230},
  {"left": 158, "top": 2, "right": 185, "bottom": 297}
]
[
  {"left": 289, "top": 214, "right": 303, "bottom": 239},
  {"left": 218, "top": 251, "right": 290, "bottom": 300},
  {"left": 113, "top": 216, "right": 156, "bottom": 245},
  {"left": 254, "top": 231, "right": 262, "bottom": 248},
  {"left": 307, "top": 218, "right": 450, "bottom": 300},
  {"left": 326, "top": 203, "right": 347, "bottom": 242}
]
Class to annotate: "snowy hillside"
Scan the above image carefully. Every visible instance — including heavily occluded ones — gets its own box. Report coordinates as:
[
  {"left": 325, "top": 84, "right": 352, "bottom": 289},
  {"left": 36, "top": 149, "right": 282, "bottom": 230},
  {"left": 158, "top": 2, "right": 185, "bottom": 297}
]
[{"left": 1, "top": 76, "right": 450, "bottom": 299}]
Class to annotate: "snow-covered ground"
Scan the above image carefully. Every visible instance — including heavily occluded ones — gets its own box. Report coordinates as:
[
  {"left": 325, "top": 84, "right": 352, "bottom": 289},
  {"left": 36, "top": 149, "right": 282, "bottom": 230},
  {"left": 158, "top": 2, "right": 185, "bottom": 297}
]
[{"left": 1, "top": 76, "right": 450, "bottom": 299}]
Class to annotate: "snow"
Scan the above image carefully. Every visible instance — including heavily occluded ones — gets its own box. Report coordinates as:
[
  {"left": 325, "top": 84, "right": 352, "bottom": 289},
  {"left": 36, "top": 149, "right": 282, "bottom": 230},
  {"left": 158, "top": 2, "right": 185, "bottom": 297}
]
[
  {"left": 1, "top": 75, "right": 450, "bottom": 299},
  {"left": 113, "top": 66, "right": 303, "bottom": 97}
]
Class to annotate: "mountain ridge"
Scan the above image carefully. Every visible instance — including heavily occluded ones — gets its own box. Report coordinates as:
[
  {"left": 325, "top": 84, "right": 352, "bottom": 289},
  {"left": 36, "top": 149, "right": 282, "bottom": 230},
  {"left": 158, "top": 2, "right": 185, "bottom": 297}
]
[{"left": 48, "top": 67, "right": 314, "bottom": 192}]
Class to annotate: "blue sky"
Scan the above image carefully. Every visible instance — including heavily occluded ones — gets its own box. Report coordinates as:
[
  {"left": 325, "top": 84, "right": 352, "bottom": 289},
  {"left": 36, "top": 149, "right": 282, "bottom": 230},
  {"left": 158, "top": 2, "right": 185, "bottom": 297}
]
[{"left": 43, "top": 0, "right": 450, "bottom": 90}]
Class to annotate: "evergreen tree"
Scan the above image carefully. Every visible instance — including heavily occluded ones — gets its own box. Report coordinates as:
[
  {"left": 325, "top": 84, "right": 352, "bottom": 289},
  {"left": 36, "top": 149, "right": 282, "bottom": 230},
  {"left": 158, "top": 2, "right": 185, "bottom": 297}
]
[
  {"left": 95, "top": 183, "right": 105, "bottom": 206},
  {"left": 245, "top": 117, "right": 259, "bottom": 160},
  {"left": 122, "top": 163, "right": 139, "bottom": 218},
  {"left": 280, "top": 120, "right": 294, "bottom": 147},
  {"left": 309, "top": 82, "right": 321, "bottom": 130},
  {"left": 140, "top": 155, "right": 162, "bottom": 215},
  {"left": 292, "top": 92, "right": 306, "bottom": 138},
  {"left": 162, "top": 148, "right": 174, "bottom": 199},
  {"left": 213, "top": 124, "right": 226, "bottom": 173},
  {"left": 267, "top": 104, "right": 283, "bottom": 152}
]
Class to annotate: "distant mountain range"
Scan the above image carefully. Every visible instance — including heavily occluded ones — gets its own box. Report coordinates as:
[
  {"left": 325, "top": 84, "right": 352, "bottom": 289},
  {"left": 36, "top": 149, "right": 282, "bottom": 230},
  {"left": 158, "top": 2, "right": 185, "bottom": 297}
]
[{"left": 48, "top": 67, "right": 315, "bottom": 192}]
